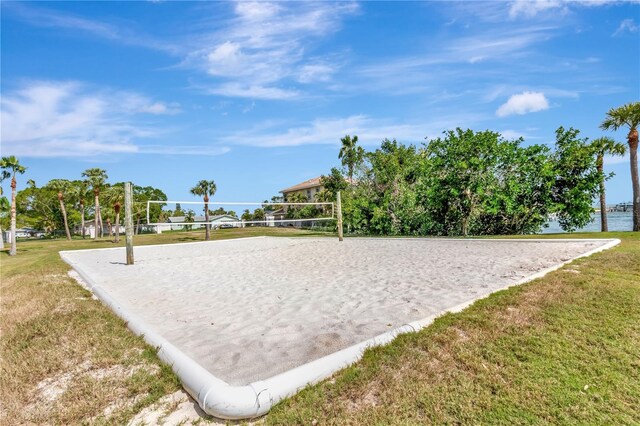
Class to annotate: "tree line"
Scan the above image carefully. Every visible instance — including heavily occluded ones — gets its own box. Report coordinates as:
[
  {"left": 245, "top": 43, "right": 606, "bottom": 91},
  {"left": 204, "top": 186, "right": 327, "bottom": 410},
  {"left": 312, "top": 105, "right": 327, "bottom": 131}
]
[
  {"left": 320, "top": 102, "right": 639, "bottom": 236},
  {"left": 0, "top": 165, "right": 168, "bottom": 255}
]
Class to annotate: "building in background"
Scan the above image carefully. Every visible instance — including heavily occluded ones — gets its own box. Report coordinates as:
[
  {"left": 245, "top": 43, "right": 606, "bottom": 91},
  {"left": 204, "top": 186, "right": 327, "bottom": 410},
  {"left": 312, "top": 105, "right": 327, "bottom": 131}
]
[
  {"left": 280, "top": 176, "right": 323, "bottom": 202},
  {"left": 156, "top": 214, "right": 240, "bottom": 233}
]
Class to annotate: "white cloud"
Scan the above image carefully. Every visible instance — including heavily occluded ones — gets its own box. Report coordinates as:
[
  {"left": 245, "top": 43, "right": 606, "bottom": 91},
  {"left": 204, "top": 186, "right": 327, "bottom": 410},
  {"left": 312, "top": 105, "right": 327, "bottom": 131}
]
[
  {"left": 138, "top": 101, "right": 181, "bottom": 115},
  {"left": 508, "top": 0, "right": 628, "bottom": 19},
  {"left": 485, "top": 85, "right": 578, "bottom": 103},
  {"left": 0, "top": 81, "right": 219, "bottom": 158},
  {"left": 220, "top": 114, "right": 483, "bottom": 148},
  {"left": 297, "top": 64, "right": 335, "bottom": 84},
  {"left": 509, "top": 0, "right": 566, "bottom": 18},
  {"left": 447, "top": 27, "right": 554, "bottom": 62},
  {"left": 205, "top": 83, "right": 299, "bottom": 100},
  {"left": 3, "top": 2, "right": 177, "bottom": 53},
  {"left": 613, "top": 18, "right": 639, "bottom": 36},
  {"left": 5, "top": 2, "right": 352, "bottom": 100},
  {"left": 349, "top": 26, "right": 555, "bottom": 97},
  {"left": 184, "top": 1, "right": 358, "bottom": 99},
  {"left": 496, "top": 91, "right": 550, "bottom": 117}
]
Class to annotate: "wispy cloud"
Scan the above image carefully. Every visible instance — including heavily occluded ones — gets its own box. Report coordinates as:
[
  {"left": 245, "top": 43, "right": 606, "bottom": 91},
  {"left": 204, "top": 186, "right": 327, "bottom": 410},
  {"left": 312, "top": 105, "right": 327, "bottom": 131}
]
[
  {"left": 447, "top": 26, "right": 555, "bottom": 63},
  {"left": 3, "top": 2, "right": 358, "bottom": 100},
  {"left": 509, "top": 0, "right": 568, "bottom": 19},
  {"left": 359, "top": 26, "right": 554, "bottom": 72},
  {"left": 2, "top": 2, "right": 178, "bottom": 53},
  {"left": 0, "top": 81, "right": 224, "bottom": 158},
  {"left": 220, "top": 114, "right": 484, "bottom": 148},
  {"left": 181, "top": 1, "right": 358, "bottom": 99},
  {"left": 613, "top": 18, "right": 639, "bottom": 35},
  {"left": 496, "top": 91, "right": 550, "bottom": 117},
  {"left": 344, "top": 24, "right": 557, "bottom": 99},
  {"left": 507, "top": 0, "right": 627, "bottom": 19},
  {"left": 204, "top": 83, "right": 300, "bottom": 100},
  {"left": 484, "top": 85, "right": 578, "bottom": 102}
]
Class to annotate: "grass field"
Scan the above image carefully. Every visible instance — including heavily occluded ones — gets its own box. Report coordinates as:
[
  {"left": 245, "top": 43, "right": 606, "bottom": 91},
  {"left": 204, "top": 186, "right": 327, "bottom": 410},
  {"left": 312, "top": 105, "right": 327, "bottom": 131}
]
[{"left": 1, "top": 229, "right": 639, "bottom": 424}]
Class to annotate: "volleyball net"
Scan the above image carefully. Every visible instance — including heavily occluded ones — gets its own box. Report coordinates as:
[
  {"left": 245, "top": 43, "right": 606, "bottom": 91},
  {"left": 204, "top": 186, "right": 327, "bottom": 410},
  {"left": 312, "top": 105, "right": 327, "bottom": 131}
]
[{"left": 144, "top": 200, "right": 336, "bottom": 231}]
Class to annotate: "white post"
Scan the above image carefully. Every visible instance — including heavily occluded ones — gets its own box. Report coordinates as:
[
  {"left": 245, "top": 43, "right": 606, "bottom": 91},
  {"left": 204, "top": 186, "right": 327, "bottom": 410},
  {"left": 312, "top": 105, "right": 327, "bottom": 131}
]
[
  {"left": 124, "top": 182, "right": 134, "bottom": 265},
  {"left": 336, "top": 191, "right": 344, "bottom": 242}
]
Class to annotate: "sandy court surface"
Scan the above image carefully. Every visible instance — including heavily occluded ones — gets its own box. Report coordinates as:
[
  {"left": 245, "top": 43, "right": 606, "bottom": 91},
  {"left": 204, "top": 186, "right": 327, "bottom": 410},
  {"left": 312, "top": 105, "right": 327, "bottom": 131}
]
[{"left": 62, "top": 236, "right": 609, "bottom": 385}]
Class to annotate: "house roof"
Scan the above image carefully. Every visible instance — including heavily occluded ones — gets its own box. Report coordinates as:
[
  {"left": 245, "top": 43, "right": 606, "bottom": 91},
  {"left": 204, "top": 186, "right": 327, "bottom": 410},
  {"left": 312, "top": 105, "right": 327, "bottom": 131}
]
[
  {"left": 264, "top": 208, "right": 285, "bottom": 216},
  {"left": 211, "top": 214, "right": 239, "bottom": 221},
  {"left": 280, "top": 176, "right": 323, "bottom": 193}
]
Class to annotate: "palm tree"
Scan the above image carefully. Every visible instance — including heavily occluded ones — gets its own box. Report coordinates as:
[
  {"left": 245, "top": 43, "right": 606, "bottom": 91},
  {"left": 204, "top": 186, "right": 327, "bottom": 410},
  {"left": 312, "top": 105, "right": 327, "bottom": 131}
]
[
  {"left": 47, "top": 179, "right": 72, "bottom": 240},
  {"left": 591, "top": 137, "right": 626, "bottom": 232},
  {"left": 0, "top": 186, "right": 9, "bottom": 250},
  {"left": 70, "top": 180, "right": 89, "bottom": 239},
  {"left": 184, "top": 209, "right": 195, "bottom": 231},
  {"left": 600, "top": 102, "right": 640, "bottom": 231},
  {"left": 0, "top": 156, "right": 27, "bottom": 256},
  {"left": 105, "top": 184, "right": 124, "bottom": 243},
  {"left": 339, "top": 134, "right": 364, "bottom": 181},
  {"left": 82, "top": 168, "right": 108, "bottom": 239},
  {"left": 285, "top": 191, "right": 308, "bottom": 219},
  {"left": 314, "top": 188, "right": 332, "bottom": 214},
  {"left": 190, "top": 179, "right": 217, "bottom": 240}
]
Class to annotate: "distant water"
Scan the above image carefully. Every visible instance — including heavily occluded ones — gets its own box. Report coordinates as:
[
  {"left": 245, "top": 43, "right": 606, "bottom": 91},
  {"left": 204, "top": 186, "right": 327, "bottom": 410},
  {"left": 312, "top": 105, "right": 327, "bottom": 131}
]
[{"left": 541, "top": 211, "right": 634, "bottom": 234}]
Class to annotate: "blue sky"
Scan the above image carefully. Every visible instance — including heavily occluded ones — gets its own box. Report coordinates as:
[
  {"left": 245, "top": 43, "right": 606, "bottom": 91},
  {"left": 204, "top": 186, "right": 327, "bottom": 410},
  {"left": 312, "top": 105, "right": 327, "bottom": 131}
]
[{"left": 1, "top": 0, "right": 639, "bottom": 204}]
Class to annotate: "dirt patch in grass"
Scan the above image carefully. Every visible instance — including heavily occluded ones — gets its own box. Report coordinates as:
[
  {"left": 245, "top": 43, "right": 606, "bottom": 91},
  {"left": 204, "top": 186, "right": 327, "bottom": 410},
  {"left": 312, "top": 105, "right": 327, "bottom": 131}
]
[
  {"left": 126, "top": 390, "right": 228, "bottom": 426},
  {"left": 0, "top": 228, "right": 321, "bottom": 425}
]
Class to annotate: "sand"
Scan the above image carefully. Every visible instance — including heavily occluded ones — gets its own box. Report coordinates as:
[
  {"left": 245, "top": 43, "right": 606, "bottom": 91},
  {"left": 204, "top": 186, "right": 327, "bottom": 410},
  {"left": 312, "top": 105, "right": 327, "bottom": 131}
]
[{"left": 62, "top": 236, "right": 610, "bottom": 385}]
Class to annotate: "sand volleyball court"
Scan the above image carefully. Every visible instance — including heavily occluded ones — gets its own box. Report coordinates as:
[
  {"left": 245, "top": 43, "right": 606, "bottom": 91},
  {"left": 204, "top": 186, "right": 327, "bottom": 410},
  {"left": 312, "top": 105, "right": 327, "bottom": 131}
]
[{"left": 61, "top": 236, "right": 617, "bottom": 387}]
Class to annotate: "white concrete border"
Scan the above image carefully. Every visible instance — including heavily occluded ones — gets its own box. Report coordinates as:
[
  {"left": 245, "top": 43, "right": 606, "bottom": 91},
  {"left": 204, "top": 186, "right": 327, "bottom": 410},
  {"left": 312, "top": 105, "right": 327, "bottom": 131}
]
[{"left": 60, "top": 237, "right": 621, "bottom": 420}]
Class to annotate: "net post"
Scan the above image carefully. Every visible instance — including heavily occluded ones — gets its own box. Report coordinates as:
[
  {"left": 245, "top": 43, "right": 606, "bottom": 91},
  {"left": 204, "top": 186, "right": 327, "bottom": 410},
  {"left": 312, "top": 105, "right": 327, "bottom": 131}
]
[
  {"left": 337, "top": 191, "right": 344, "bottom": 242},
  {"left": 124, "top": 182, "right": 134, "bottom": 265}
]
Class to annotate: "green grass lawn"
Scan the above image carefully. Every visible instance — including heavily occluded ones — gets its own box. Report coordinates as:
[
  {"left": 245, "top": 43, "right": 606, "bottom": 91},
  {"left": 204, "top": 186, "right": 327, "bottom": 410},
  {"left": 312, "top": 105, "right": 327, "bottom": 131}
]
[{"left": 1, "top": 229, "right": 638, "bottom": 425}]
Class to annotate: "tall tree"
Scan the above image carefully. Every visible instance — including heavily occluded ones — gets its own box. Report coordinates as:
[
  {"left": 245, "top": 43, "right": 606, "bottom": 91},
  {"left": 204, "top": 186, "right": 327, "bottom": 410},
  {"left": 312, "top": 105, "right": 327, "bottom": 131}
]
[
  {"left": 591, "top": 137, "right": 626, "bottom": 232},
  {"left": 252, "top": 208, "right": 265, "bottom": 223},
  {"left": 70, "top": 180, "right": 89, "bottom": 238},
  {"left": 320, "top": 168, "right": 348, "bottom": 199},
  {"left": 600, "top": 102, "right": 640, "bottom": 231},
  {"left": 0, "top": 186, "right": 8, "bottom": 250},
  {"left": 284, "top": 191, "right": 308, "bottom": 219},
  {"left": 190, "top": 180, "right": 217, "bottom": 240},
  {"left": 241, "top": 209, "right": 253, "bottom": 222},
  {"left": 105, "top": 183, "right": 124, "bottom": 243},
  {"left": 339, "top": 135, "right": 365, "bottom": 181},
  {"left": 16, "top": 180, "right": 59, "bottom": 233},
  {"left": 183, "top": 209, "right": 195, "bottom": 231},
  {"left": 551, "top": 127, "right": 601, "bottom": 232},
  {"left": 82, "top": 168, "right": 108, "bottom": 240},
  {"left": 46, "top": 179, "right": 72, "bottom": 240},
  {"left": 0, "top": 156, "right": 27, "bottom": 255},
  {"left": 133, "top": 185, "right": 168, "bottom": 234}
]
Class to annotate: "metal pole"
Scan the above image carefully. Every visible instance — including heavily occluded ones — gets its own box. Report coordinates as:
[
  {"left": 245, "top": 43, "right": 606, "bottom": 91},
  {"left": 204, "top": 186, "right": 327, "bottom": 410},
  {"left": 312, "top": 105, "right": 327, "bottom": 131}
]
[
  {"left": 336, "top": 191, "right": 344, "bottom": 242},
  {"left": 124, "top": 182, "right": 134, "bottom": 265}
]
